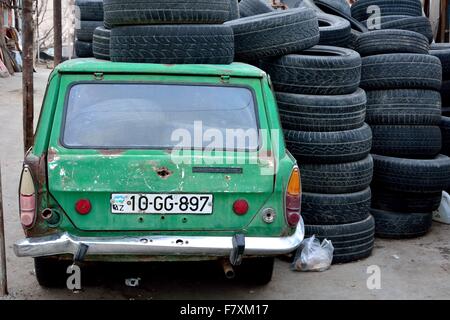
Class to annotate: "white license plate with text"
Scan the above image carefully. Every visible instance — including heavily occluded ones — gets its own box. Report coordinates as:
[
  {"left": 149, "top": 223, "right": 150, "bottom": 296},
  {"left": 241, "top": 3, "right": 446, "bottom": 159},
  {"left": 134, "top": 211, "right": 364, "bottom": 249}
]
[{"left": 111, "top": 194, "right": 213, "bottom": 214}]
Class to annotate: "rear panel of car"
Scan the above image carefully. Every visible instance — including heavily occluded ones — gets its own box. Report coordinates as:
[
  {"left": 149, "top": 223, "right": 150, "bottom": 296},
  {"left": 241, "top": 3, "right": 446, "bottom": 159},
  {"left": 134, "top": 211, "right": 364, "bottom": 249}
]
[{"left": 45, "top": 73, "right": 281, "bottom": 233}]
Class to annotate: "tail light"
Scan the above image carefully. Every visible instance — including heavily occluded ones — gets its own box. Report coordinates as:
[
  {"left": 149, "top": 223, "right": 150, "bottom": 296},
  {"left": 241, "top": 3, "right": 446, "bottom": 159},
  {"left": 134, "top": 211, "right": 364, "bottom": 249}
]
[
  {"left": 19, "top": 165, "right": 36, "bottom": 228},
  {"left": 286, "top": 166, "right": 301, "bottom": 227},
  {"left": 75, "top": 199, "right": 92, "bottom": 215}
]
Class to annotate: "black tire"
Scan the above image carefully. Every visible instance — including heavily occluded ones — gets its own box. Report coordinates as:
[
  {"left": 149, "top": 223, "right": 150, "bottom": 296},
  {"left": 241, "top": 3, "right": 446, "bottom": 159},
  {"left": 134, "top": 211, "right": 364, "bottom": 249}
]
[
  {"left": 315, "top": 0, "right": 351, "bottom": 16},
  {"left": 75, "top": 20, "right": 103, "bottom": 42},
  {"left": 110, "top": 25, "right": 234, "bottom": 64},
  {"left": 314, "top": 0, "right": 368, "bottom": 32},
  {"left": 364, "top": 15, "right": 433, "bottom": 43},
  {"left": 283, "top": 0, "right": 304, "bottom": 8},
  {"left": 441, "top": 81, "right": 450, "bottom": 106},
  {"left": 235, "top": 257, "right": 274, "bottom": 285},
  {"left": 225, "top": 9, "right": 319, "bottom": 61},
  {"left": 238, "top": 0, "right": 273, "bottom": 18},
  {"left": 285, "top": 123, "right": 372, "bottom": 164},
  {"left": 302, "top": 188, "right": 372, "bottom": 225},
  {"left": 74, "top": 40, "right": 93, "bottom": 58},
  {"left": 361, "top": 53, "right": 442, "bottom": 91},
  {"left": 371, "top": 188, "right": 442, "bottom": 213},
  {"left": 443, "top": 106, "right": 450, "bottom": 117},
  {"left": 371, "top": 125, "right": 442, "bottom": 159},
  {"left": 317, "top": 13, "right": 351, "bottom": 47},
  {"left": 104, "top": 0, "right": 231, "bottom": 26},
  {"left": 261, "top": 45, "right": 361, "bottom": 95},
  {"left": 430, "top": 45, "right": 450, "bottom": 81},
  {"left": 229, "top": 0, "right": 240, "bottom": 20},
  {"left": 93, "top": 27, "right": 110, "bottom": 60},
  {"left": 305, "top": 215, "right": 375, "bottom": 264},
  {"left": 299, "top": 155, "right": 374, "bottom": 194},
  {"left": 351, "top": 0, "right": 423, "bottom": 22},
  {"left": 34, "top": 257, "right": 71, "bottom": 288},
  {"left": 355, "top": 29, "right": 429, "bottom": 56},
  {"left": 442, "top": 116, "right": 450, "bottom": 156},
  {"left": 75, "top": 0, "right": 104, "bottom": 21},
  {"left": 372, "top": 154, "right": 450, "bottom": 193},
  {"left": 371, "top": 209, "right": 433, "bottom": 239},
  {"left": 347, "top": 29, "right": 362, "bottom": 50},
  {"left": 365, "top": 89, "right": 441, "bottom": 126},
  {"left": 277, "top": 88, "right": 366, "bottom": 132}
]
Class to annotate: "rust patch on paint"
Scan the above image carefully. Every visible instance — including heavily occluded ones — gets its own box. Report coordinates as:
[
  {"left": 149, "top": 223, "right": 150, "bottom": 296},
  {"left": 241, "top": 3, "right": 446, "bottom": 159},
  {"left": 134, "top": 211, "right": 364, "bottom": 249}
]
[
  {"left": 98, "top": 149, "right": 125, "bottom": 156},
  {"left": 154, "top": 166, "right": 172, "bottom": 179}
]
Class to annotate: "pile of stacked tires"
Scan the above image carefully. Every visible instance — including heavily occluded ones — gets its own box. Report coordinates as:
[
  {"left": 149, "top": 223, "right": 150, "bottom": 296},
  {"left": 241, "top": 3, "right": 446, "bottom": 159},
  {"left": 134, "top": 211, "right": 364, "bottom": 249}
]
[
  {"left": 237, "top": 0, "right": 374, "bottom": 264},
  {"left": 101, "top": 0, "right": 238, "bottom": 64},
  {"left": 354, "top": 26, "right": 450, "bottom": 238},
  {"left": 74, "top": 0, "right": 104, "bottom": 58},
  {"left": 430, "top": 44, "right": 450, "bottom": 188}
]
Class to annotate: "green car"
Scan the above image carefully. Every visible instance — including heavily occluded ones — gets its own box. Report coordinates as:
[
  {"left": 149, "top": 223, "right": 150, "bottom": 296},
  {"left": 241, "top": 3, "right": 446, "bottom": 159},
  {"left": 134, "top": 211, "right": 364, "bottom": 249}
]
[{"left": 14, "top": 59, "right": 304, "bottom": 286}]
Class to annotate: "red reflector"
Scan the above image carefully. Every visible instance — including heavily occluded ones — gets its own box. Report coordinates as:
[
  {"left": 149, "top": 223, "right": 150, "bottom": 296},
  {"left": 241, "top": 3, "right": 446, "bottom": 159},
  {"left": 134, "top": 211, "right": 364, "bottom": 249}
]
[
  {"left": 75, "top": 199, "right": 91, "bottom": 215},
  {"left": 233, "top": 199, "right": 249, "bottom": 215},
  {"left": 20, "top": 194, "right": 36, "bottom": 228}
]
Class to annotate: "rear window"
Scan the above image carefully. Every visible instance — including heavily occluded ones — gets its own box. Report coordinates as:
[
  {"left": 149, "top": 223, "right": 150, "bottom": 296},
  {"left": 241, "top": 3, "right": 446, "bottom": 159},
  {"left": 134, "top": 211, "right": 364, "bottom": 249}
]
[{"left": 62, "top": 83, "right": 259, "bottom": 150}]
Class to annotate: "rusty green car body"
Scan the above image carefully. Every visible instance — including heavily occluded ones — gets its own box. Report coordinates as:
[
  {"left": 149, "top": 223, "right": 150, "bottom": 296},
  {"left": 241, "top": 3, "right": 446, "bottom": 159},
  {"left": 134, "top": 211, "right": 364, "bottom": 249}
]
[{"left": 14, "top": 59, "right": 303, "bottom": 285}]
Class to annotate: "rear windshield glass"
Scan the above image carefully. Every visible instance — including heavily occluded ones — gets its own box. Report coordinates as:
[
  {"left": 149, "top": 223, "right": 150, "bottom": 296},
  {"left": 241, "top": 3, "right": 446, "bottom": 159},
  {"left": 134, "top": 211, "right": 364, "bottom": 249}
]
[{"left": 62, "top": 83, "right": 259, "bottom": 150}]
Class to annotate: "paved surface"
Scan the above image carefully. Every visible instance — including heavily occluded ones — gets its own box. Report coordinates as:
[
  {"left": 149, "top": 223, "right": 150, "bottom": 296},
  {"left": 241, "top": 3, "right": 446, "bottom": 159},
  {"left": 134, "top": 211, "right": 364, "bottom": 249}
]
[{"left": 1, "top": 68, "right": 450, "bottom": 300}]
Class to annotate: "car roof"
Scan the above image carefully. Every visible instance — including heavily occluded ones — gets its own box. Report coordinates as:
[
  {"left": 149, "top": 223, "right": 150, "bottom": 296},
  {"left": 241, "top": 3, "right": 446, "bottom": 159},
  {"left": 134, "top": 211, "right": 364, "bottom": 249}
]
[{"left": 55, "top": 58, "right": 266, "bottom": 78}]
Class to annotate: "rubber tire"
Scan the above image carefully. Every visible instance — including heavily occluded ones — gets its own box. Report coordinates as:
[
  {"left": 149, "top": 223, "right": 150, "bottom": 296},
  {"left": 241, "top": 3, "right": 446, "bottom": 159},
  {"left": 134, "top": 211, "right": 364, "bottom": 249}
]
[
  {"left": 302, "top": 188, "right": 372, "bottom": 225},
  {"left": 314, "top": 0, "right": 368, "bottom": 32},
  {"left": 305, "top": 215, "right": 375, "bottom": 264},
  {"left": 371, "top": 125, "right": 442, "bottom": 159},
  {"left": 441, "top": 81, "right": 450, "bottom": 106},
  {"left": 285, "top": 123, "right": 372, "bottom": 164},
  {"left": 371, "top": 188, "right": 442, "bottom": 213},
  {"left": 315, "top": 0, "right": 351, "bottom": 16},
  {"left": 238, "top": 0, "right": 273, "bottom": 18},
  {"left": 371, "top": 209, "right": 433, "bottom": 239},
  {"left": 361, "top": 53, "right": 442, "bottom": 91},
  {"left": 34, "top": 257, "right": 71, "bottom": 288},
  {"left": 74, "top": 40, "right": 93, "bottom": 58},
  {"left": 104, "top": 0, "right": 231, "bottom": 26},
  {"left": 430, "top": 45, "right": 450, "bottom": 81},
  {"left": 93, "top": 27, "right": 110, "bottom": 60},
  {"left": 365, "top": 89, "right": 441, "bottom": 126},
  {"left": 372, "top": 153, "right": 450, "bottom": 193},
  {"left": 356, "top": 29, "right": 429, "bottom": 56},
  {"left": 110, "top": 25, "right": 234, "bottom": 64},
  {"left": 225, "top": 8, "right": 319, "bottom": 61},
  {"left": 75, "top": 0, "right": 104, "bottom": 21},
  {"left": 229, "top": 0, "right": 240, "bottom": 20},
  {"left": 261, "top": 45, "right": 362, "bottom": 95},
  {"left": 277, "top": 88, "right": 366, "bottom": 132},
  {"left": 351, "top": 0, "right": 423, "bottom": 22},
  {"left": 364, "top": 15, "right": 433, "bottom": 43},
  {"left": 317, "top": 12, "right": 351, "bottom": 47},
  {"left": 442, "top": 116, "right": 450, "bottom": 156},
  {"left": 235, "top": 257, "right": 274, "bottom": 285},
  {"left": 299, "top": 155, "right": 374, "bottom": 194},
  {"left": 75, "top": 20, "right": 103, "bottom": 42}
]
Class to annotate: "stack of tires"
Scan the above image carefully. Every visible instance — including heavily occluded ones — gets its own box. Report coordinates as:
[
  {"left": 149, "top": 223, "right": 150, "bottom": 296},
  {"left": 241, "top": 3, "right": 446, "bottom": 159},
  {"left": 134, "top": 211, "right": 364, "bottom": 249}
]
[
  {"left": 355, "top": 29, "right": 450, "bottom": 238},
  {"left": 351, "top": 0, "right": 433, "bottom": 44},
  {"left": 74, "top": 0, "right": 104, "bottom": 58},
  {"left": 431, "top": 44, "right": 450, "bottom": 188},
  {"left": 261, "top": 45, "right": 376, "bottom": 264},
  {"left": 103, "top": 0, "right": 238, "bottom": 64}
]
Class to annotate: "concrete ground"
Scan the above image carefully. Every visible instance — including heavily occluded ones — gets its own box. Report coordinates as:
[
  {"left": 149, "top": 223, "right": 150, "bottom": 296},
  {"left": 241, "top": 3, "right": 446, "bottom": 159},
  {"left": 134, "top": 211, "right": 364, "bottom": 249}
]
[{"left": 0, "top": 67, "right": 450, "bottom": 300}]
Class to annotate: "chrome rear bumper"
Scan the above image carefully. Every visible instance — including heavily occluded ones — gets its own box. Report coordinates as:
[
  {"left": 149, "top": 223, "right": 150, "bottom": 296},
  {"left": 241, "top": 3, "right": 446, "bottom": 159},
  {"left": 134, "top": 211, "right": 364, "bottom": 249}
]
[{"left": 14, "top": 219, "right": 304, "bottom": 259}]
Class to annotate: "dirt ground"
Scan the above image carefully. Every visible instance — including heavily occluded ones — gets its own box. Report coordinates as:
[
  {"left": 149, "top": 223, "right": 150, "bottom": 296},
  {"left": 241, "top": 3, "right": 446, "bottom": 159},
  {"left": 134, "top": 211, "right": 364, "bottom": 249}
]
[{"left": 1, "top": 67, "right": 450, "bottom": 300}]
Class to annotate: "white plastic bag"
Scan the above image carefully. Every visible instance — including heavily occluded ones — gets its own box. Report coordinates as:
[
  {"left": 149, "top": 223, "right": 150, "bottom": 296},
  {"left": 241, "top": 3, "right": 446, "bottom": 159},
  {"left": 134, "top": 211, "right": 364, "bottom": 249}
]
[{"left": 292, "top": 235, "right": 334, "bottom": 272}]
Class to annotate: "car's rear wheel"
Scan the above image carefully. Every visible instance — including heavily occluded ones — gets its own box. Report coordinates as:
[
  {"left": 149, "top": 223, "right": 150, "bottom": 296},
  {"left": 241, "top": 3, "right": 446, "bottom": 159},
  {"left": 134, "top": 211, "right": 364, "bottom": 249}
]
[
  {"left": 34, "top": 257, "right": 71, "bottom": 288},
  {"left": 235, "top": 257, "right": 274, "bottom": 285}
]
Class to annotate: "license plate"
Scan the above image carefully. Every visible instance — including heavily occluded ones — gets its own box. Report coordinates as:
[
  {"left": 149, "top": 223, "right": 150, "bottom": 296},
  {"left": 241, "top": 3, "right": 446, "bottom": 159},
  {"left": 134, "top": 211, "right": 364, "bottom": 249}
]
[{"left": 111, "top": 194, "right": 213, "bottom": 214}]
